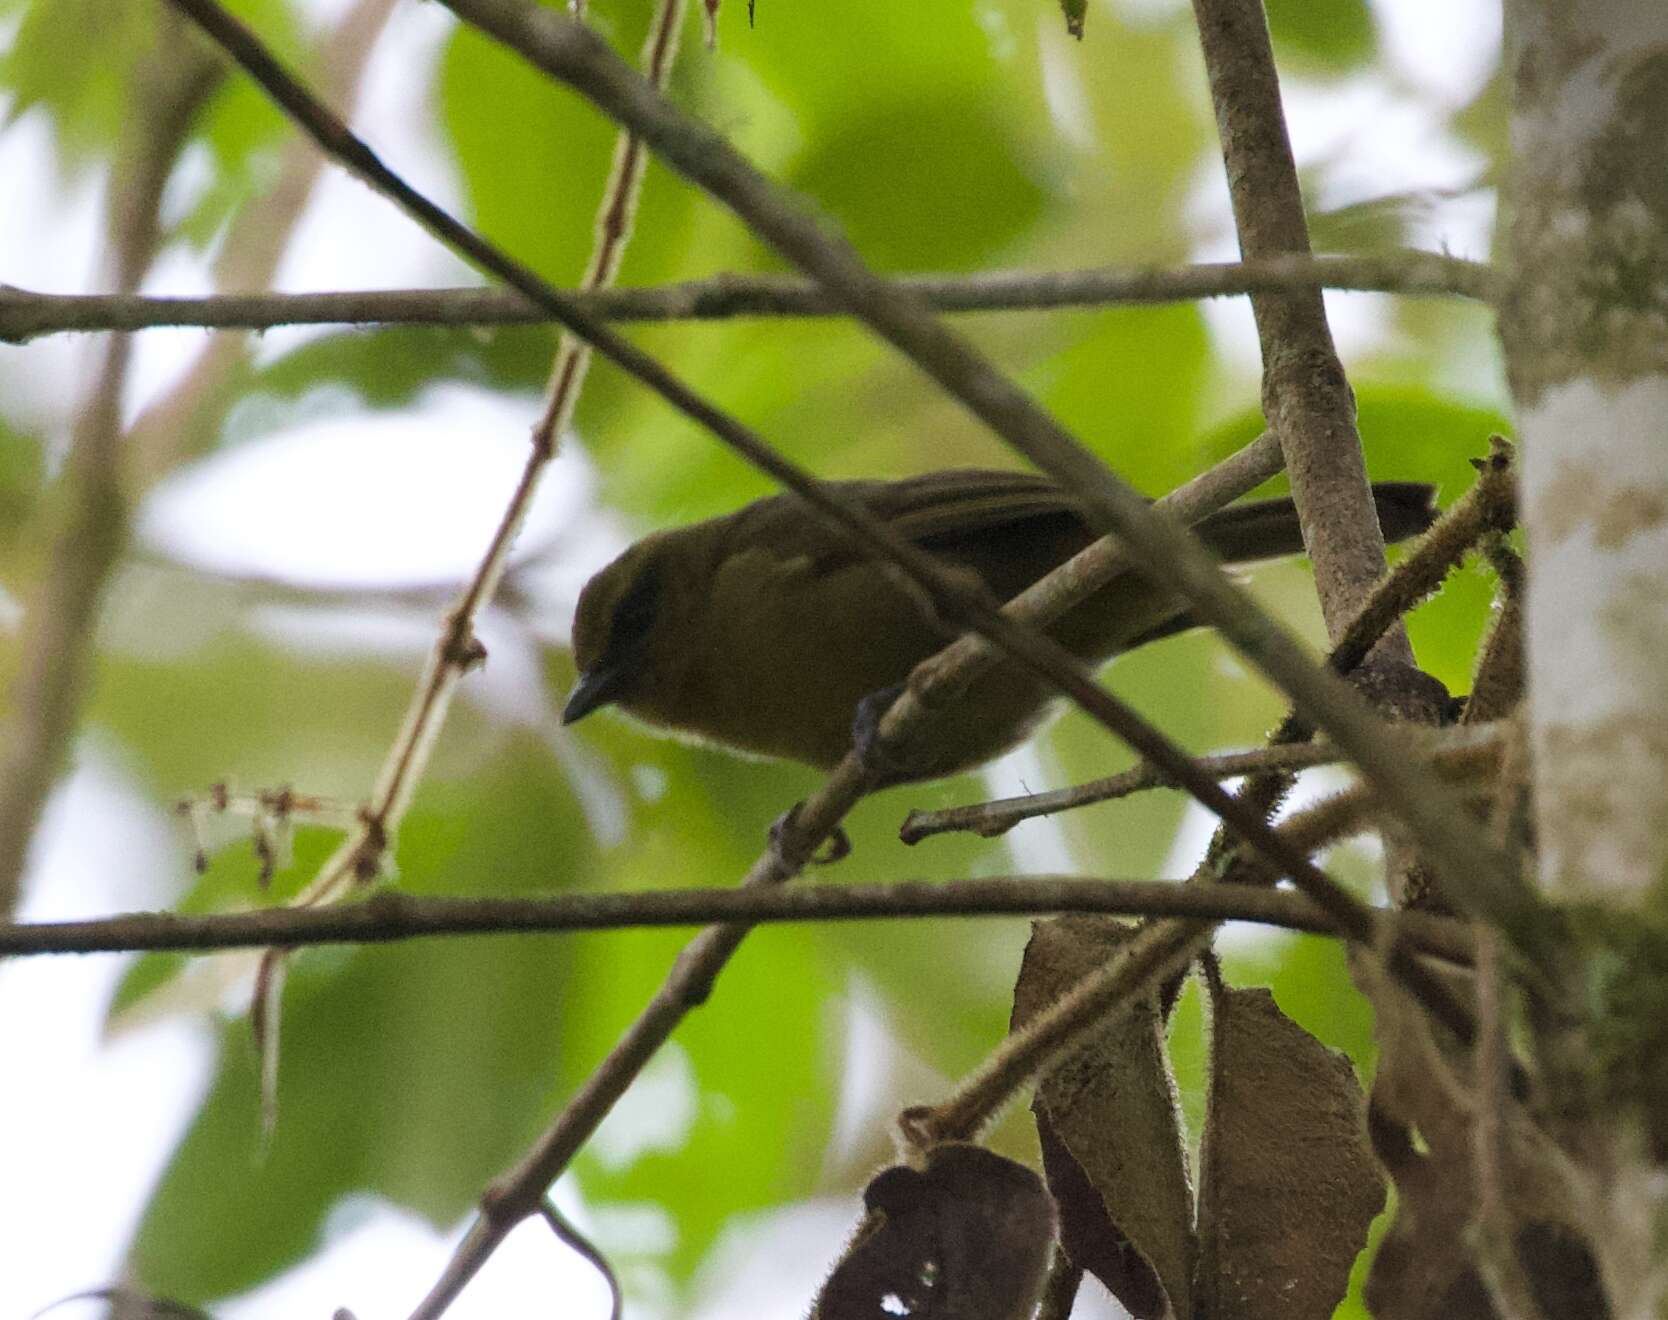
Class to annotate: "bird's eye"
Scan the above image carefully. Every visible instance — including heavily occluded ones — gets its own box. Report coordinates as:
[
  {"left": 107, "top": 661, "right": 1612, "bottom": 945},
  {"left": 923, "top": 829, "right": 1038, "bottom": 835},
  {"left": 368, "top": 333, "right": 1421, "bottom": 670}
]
[{"left": 610, "top": 562, "right": 663, "bottom": 646}]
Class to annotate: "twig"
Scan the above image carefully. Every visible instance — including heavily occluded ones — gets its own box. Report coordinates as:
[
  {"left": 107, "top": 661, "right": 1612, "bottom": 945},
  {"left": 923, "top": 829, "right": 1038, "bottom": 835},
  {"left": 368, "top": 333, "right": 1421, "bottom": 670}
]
[
  {"left": 1328, "top": 438, "right": 1517, "bottom": 677},
  {"left": 1271, "top": 733, "right": 1503, "bottom": 860},
  {"left": 904, "top": 740, "right": 1345, "bottom": 843},
  {"left": 435, "top": 0, "right": 1559, "bottom": 975},
  {"left": 878, "top": 428, "right": 1280, "bottom": 766},
  {"left": 0, "top": 20, "right": 222, "bottom": 917},
  {"left": 0, "top": 250, "right": 1496, "bottom": 342},
  {"left": 899, "top": 914, "right": 1216, "bottom": 1150},
  {"left": 320, "top": 0, "right": 689, "bottom": 880},
  {"left": 903, "top": 720, "right": 1504, "bottom": 845},
  {"left": 538, "top": 1199, "right": 621, "bottom": 1320},
  {"left": 1192, "top": 0, "right": 1406, "bottom": 658},
  {"left": 1471, "top": 927, "right": 1548, "bottom": 1319},
  {"left": 0, "top": 875, "right": 1476, "bottom": 963}
]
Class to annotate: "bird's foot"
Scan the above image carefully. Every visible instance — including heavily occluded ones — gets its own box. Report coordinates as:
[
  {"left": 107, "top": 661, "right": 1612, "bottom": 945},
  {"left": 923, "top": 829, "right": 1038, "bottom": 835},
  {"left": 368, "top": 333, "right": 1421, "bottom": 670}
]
[
  {"left": 851, "top": 683, "right": 915, "bottom": 787},
  {"left": 768, "top": 802, "right": 851, "bottom": 867}
]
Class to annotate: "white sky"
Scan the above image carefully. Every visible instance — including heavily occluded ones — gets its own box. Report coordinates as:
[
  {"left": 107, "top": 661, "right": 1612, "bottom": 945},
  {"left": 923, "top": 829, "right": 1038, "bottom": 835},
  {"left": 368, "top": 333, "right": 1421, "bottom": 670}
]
[{"left": 0, "top": 0, "right": 1501, "bottom": 1314}]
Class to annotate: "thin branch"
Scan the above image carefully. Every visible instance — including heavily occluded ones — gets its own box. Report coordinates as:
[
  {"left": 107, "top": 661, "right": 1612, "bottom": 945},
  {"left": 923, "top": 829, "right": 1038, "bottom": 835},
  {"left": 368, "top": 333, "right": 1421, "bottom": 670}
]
[
  {"left": 0, "top": 20, "right": 222, "bottom": 916},
  {"left": 0, "top": 876, "right": 1476, "bottom": 963},
  {"left": 1327, "top": 438, "right": 1517, "bottom": 677},
  {"left": 1192, "top": 0, "right": 1407, "bottom": 659},
  {"left": 878, "top": 427, "right": 1279, "bottom": 767},
  {"left": 906, "top": 741, "right": 1350, "bottom": 843},
  {"left": 899, "top": 914, "right": 1216, "bottom": 1150},
  {"left": 903, "top": 720, "right": 1505, "bottom": 845},
  {"left": 434, "top": 0, "right": 1560, "bottom": 975},
  {"left": 0, "top": 250, "right": 1495, "bottom": 342},
  {"left": 1472, "top": 927, "right": 1549, "bottom": 1320},
  {"left": 538, "top": 1199, "right": 622, "bottom": 1320},
  {"left": 318, "top": 0, "right": 690, "bottom": 887}
]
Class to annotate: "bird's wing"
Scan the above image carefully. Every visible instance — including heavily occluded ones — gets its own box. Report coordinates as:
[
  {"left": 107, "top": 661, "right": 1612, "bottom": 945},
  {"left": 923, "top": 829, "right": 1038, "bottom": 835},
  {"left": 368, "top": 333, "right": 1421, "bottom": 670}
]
[
  {"left": 855, "top": 469, "right": 1086, "bottom": 546},
  {"left": 716, "top": 469, "right": 1091, "bottom": 575}
]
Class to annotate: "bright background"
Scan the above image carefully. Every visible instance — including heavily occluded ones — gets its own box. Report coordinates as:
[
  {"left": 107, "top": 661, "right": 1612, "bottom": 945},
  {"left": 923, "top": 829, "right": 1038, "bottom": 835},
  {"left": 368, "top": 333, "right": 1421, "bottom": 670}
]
[{"left": 1, "top": 0, "right": 1509, "bottom": 1314}]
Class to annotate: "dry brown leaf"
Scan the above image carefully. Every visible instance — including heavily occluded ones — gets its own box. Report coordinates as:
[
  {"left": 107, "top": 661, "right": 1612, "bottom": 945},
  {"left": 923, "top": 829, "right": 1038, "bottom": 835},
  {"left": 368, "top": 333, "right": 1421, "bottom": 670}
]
[
  {"left": 1194, "top": 983, "right": 1385, "bottom": 1320},
  {"left": 1012, "top": 917, "right": 1194, "bottom": 1319},
  {"left": 811, "top": 1142, "right": 1056, "bottom": 1320}
]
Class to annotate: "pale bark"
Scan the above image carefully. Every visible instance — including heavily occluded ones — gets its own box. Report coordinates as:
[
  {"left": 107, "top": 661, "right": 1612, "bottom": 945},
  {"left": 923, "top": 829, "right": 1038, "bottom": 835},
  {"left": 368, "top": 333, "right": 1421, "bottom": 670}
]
[{"left": 1500, "top": 2, "right": 1668, "bottom": 904}]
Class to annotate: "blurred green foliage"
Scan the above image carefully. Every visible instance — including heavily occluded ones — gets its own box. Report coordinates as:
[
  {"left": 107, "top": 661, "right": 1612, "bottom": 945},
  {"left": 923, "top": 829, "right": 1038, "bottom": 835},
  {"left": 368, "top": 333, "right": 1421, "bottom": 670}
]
[{"left": 0, "top": 0, "right": 1512, "bottom": 1311}]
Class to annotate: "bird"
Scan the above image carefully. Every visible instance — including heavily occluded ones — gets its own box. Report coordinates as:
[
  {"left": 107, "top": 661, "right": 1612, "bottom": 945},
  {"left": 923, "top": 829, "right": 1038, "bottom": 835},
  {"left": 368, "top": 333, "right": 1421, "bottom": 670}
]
[{"left": 563, "top": 470, "right": 1437, "bottom": 784}]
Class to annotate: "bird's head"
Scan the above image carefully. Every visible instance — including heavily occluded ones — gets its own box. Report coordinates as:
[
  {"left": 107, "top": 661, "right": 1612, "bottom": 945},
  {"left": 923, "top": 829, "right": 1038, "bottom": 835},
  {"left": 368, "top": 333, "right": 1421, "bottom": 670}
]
[{"left": 565, "top": 534, "right": 687, "bottom": 726}]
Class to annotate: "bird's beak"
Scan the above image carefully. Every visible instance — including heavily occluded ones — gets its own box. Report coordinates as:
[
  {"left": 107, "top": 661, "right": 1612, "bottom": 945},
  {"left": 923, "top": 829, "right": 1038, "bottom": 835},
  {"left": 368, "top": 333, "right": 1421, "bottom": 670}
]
[{"left": 563, "top": 663, "right": 628, "bottom": 725}]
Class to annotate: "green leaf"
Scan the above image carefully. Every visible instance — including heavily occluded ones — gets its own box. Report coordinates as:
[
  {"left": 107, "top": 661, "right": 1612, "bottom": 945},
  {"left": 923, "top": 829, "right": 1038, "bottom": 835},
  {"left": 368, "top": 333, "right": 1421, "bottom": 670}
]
[
  {"left": 1072, "top": 16, "right": 1212, "bottom": 254},
  {"left": 254, "top": 324, "right": 558, "bottom": 408},
  {"left": 540, "top": 712, "right": 841, "bottom": 1284},
  {"left": 1023, "top": 305, "right": 1212, "bottom": 490},
  {"left": 438, "top": 7, "right": 702, "bottom": 289},
  {"left": 1, "top": 0, "right": 153, "bottom": 165},
  {"left": 108, "top": 824, "right": 346, "bottom": 1025},
  {"left": 733, "top": 0, "right": 1010, "bottom": 138},
  {"left": 0, "top": 419, "right": 43, "bottom": 553},
  {"left": 0, "top": 0, "right": 300, "bottom": 171},
  {"left": 787, "top": 97, "right": 1048, "bottom": 272},
  {"left": 1265, "top": 0, "right": 1376, "bottom": 72},
  {"left": 92, "top": 631, "right": 419, "bottom": 798}
]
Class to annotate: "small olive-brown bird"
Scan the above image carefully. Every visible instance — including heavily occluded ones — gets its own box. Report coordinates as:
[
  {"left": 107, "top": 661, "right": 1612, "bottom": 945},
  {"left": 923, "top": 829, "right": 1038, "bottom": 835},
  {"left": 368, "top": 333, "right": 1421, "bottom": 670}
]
[{"left": 565, "top": 471, "right": 1436, "bottom": 783}]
